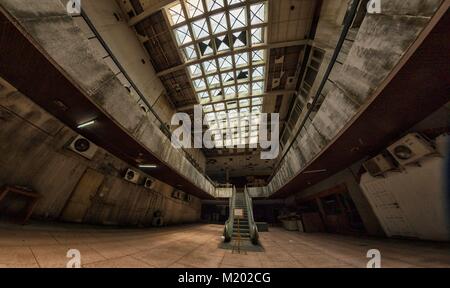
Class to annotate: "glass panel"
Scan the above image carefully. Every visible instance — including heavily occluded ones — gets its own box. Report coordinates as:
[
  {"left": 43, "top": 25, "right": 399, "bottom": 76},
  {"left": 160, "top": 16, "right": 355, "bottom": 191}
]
[
  {"left": 210, "top": 89, "right": 222, "bottom": 99},
  {"left": 214, "top": 102, "right": 225, "bottom": 111},
  {"left": 197, "top": 91, "right": 210, "bottom": 100},
  {"left": 228, "top": 0, "right": 244, "bottom": 6},
  {"left": 252, "top": 97, "right": 263, "bottom": 105},
  {"left": 188, "top": 64, "right": 202, "bottom": 77},
  {"left": 224, "top": 86, "right": 237, "bottom": 97},
  {"left": 252, "top": 81, "right": 264, "bottom": 95},
  {"left": 186, "top": 0, "right": 204, "bottom": 18},
  {"left": 193, "top": 78, "right": 206, "bottom": 91},
  {"left": 210, "top": 13, "right": 228, "bottom": 34},
  {"left": 198, "top": 40, "right": 213, "bottom": 56},
  {"left": 229, "top": 7, "right": 247, "bottom": 29},
  {"left": 207, "top": 74, "right": 221, "bottom": 88},
  {"left": 192, "top": 18, "right": 209, "bottom": 39},
  {"left": 250, "top": 3, "right": 265, "bottom": 25},
  {"left": 237, "top": 84, "right": 249, "bottom": 96},
  {"left": 251, "top": 27, "right": 263, "bottom": 44},
  {"left": 227, "top": 101, "right": 238, "bottom": 109},
  {"left": 206, "top": 0, "right": 224, "bottom": 11},
  {"left": 236, "top": 69, "right": 249, "bottom": 82},
  {"left": 252, "top": 50, "right": 264, "bottom": 63},
  {"left": 252, "top": 66, "right": 264, "bottom": 79},
  {"left": 183, "top": 45, "right": 197, "bottom": 61},
  {"left": 168, "top": 3, "right": 185, "bottom": 25},
  {"left": 175, "top": 25, "right": 192, "bottom": 45},
  {"left": 221, "top": 71, "right": 235, "bottom": 84},
  {"left": 203, "top": 104, "right": 213, "bottom": 112},
  {"left": 218, "top": 56, "right": 233, "bottom": 71},
  {"left": 215, "top": 35, "right": 231, "bottom": 52},
  {"left": 234, "top": 52, "right": 248, "bottom": 67},
  {"left": 239, "top": 99, "right": 250, "bottom": 107},
  {"left": 233, "top": 31, "right": 247, "bottom": 48},
  {"left": 203, "top": 60, "right": 218, "bottom": 74}
]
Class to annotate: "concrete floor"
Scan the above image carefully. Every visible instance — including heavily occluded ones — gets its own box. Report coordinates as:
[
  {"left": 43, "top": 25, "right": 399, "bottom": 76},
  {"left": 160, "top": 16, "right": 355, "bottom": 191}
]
[{"left": 0, "top": 222, "right": 449, "bottom": 268}]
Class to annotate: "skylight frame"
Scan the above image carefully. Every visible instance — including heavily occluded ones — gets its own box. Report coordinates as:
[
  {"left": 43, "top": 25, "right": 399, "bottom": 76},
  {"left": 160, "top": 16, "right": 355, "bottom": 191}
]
[{"left": 166, "top": 0, "right": 269, "bottom": 147}]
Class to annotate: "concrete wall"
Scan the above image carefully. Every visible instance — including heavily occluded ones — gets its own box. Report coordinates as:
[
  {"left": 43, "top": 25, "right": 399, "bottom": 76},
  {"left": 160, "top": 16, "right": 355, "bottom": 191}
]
[
  {"left": 79, "top": 0, "right": 171, "bottom": 123},
  {"left": 284, "top": 100, "right": 450, "bottom": 237},
  {"left": 0, "top": 79, "right": 201, "bottom": 225},
  {"left": 78, "top": 0, "right": 208, "bottom": 173},
  {"left": 0, "top": 0, "right": 215, "bottom": 196},
  {"left": 267, "top": 0, "right": 444, "bottom": 195}
]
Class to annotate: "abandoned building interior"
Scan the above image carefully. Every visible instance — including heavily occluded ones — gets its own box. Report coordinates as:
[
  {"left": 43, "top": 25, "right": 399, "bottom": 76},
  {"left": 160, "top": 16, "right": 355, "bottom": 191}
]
[{"left": 0, "top": 0, "right": 449, "bottom": 268}]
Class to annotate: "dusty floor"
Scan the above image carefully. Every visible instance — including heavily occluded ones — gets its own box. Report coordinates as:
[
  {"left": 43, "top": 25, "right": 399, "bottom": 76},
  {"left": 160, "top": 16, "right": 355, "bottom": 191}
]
[{"left": 0, "top": 222, "right": 449, "bottom": 268}]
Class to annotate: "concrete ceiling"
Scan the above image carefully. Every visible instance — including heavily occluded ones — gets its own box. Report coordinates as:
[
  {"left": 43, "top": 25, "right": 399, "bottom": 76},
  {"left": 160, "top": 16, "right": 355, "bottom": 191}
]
[{"left": 117, "top": 0, "right": 319, "bottom": 183}]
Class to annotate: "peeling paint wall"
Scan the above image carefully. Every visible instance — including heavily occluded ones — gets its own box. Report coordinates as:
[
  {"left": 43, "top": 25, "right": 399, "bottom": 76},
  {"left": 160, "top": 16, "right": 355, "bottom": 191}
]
[
  {"left": 0, "top": 0, "right": 215, "bottom": 196},
  {"left": 0, "top": 81, "right": 201, "bottom": 225}
]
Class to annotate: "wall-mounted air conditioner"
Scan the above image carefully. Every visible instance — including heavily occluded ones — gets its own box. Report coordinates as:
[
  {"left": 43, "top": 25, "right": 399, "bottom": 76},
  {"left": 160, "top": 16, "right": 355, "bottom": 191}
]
[
  {"left": 68, "top": 135, "right": 98, "bottom": 160},
  {"left": 144, "top": 177, "right": 154, "bottom": 189},
  {"left": 124, "top": 168, "right": 140, "bottom": 184},
  {"left": 387, "top": 133, "right": 436, "bottom": 166},
  {"left": 363, "top": 153, "right": 396, "bottom": 177}
]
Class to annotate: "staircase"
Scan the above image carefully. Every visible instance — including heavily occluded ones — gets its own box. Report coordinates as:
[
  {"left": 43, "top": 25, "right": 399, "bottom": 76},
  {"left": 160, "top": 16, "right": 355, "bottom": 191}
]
[
  {"left": 223, "top": 186, "right": 259, "bottom": 245},
  {"left": 233, "top": 192, "right": 250, "bottom": 240}
]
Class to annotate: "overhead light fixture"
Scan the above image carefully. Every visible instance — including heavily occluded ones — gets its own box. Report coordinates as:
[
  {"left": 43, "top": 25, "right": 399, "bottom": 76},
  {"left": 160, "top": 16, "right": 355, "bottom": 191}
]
[
  {"left": 303, "top": 169, "right": 327, "bottom": 174},
  {"left": 77, "top": 120, "right": 96, "bottom": 129},
  {"left": 139, "top": 164, "right": 158, "bottom": 169}
]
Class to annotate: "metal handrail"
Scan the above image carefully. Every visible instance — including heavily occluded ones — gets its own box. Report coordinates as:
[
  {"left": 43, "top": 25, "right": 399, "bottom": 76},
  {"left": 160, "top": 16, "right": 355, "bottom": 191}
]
[
  {"left": 270, "top": 0, "right": 362, "bottom": 180},
  {"left": 223, "top": 186, "right": 236, "bottom": 242},
  {"left": 244, "top": 186, "right": 259, "bottom": 245}
]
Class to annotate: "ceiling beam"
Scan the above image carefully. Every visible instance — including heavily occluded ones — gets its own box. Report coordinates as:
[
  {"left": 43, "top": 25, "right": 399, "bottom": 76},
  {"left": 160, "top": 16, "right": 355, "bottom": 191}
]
[
  {"left": 126, "top": 0, "right": 175, "bottom": 26},
  {"left": 176, "top": 89, "right": 297, "bottom": 111},
  {"left": 156, "top": 39, "right": 310, "bottom": 77}
]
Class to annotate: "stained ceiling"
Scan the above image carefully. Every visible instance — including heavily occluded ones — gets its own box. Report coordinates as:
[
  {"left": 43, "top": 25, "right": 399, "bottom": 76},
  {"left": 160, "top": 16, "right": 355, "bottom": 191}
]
[{"left": 117, "top": 0, "right": 318, "bottom": 184}]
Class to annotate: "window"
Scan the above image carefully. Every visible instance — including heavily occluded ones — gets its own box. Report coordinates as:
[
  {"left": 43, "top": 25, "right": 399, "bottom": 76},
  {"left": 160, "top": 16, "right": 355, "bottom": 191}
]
[{"left": 166, "top": 0, "right": 269, "bottom": 147}]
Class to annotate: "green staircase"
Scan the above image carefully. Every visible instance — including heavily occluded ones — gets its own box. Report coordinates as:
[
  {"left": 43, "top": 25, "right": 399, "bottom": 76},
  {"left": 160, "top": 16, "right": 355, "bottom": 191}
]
[{"left": 224, "top": 186, "right": 259, "bottom": 245}]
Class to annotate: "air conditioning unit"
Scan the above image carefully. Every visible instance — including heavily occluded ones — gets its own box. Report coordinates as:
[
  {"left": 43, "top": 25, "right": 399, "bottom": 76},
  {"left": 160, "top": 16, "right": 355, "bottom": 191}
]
[
  {"left": 363, "top": 153, "right": 396, "bottom": 177},
  {"left": 68, "top": 135, "right": 98, "bottom": 160},
  {"left": 124, "top": 169, "right": 140, "bottom": 184},
  {"left": 387, "top": 133, "right": 435, "bottom": 166},
  {"left": 144, "top": 177, "right": 154, "bottom": 189}
]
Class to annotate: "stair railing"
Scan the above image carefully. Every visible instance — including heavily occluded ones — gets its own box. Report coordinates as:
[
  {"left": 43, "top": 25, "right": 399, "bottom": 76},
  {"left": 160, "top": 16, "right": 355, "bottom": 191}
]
[
  {"left": 223, "top": 186, "right": 236, "bottom": 242},
  {"left": 244, "top": 186, "right": 259, "bottom": 245}
]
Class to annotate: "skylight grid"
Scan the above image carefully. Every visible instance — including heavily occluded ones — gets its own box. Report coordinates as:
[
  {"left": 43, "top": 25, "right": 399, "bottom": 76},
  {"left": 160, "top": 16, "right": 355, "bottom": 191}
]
[{"left": 167, "top": 0, "right": 269, "bottom": 147}]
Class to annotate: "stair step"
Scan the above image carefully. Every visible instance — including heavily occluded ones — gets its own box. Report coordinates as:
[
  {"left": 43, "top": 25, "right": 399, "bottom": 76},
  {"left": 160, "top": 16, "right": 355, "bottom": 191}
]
[{"left": 232, "top": 233, "right": 250, "bottom": 238}]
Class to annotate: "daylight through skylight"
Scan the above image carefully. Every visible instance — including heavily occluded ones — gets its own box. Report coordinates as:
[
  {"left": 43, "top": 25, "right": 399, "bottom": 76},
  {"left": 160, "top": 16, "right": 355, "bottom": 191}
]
[{"left": 167, "top": 0, "right": 268, "bottom": 147}]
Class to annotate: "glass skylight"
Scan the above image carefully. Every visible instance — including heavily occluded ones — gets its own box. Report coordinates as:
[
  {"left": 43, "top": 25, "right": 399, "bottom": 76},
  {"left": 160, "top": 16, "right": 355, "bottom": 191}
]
[{"left": 166, "top": 0, "right": 268, "bottom": 147}]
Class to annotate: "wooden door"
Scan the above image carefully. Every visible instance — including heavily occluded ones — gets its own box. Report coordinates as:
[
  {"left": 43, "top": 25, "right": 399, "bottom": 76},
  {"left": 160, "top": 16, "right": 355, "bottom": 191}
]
[{"left": 60, "top": 169, "right": 104, "bottom": 223}]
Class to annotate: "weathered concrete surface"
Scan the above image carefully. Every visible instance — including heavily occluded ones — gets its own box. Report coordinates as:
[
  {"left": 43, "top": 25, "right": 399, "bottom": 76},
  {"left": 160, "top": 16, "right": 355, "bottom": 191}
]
[
  {"left": 266, "top": 0, "right": 444, "bottom": 196},
  {"left": 284, "top": 160, "right": 385, "bottom": 237},
  {"left": 0, "top": 86, "right": 201, "bottom": 225},
  {"left": 0, "top": 0, "right": 215, "bottom": 196}
]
